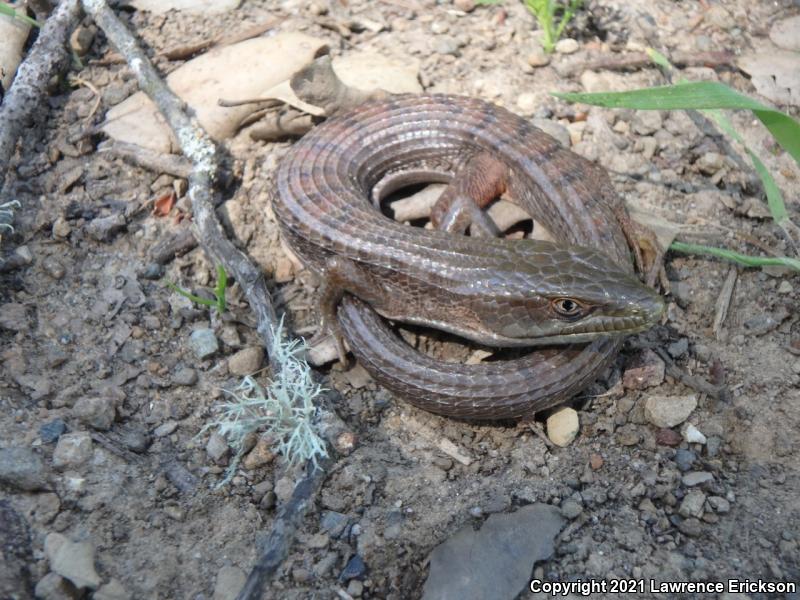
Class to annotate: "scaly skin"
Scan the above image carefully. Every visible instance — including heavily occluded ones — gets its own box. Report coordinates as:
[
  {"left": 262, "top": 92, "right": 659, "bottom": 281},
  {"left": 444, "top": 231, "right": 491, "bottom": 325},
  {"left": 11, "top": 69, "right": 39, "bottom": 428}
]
[{"left": 274, "top": 94, "right": 664, "bottom": 419}]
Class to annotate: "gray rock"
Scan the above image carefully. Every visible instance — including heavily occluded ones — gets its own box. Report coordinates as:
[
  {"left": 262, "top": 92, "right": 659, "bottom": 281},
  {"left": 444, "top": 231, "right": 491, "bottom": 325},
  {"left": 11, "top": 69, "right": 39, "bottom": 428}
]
[
  {"left": 44, "top": 533, "right": 101, "bottom": 590},
  {"left": 682, "top": 471, "right": 713, "bottom": 487},
  {"left": 119, "top": 427, "right": 151, "bottom": 453},
  {"left": 559, "top": 499, "right": 583, "bottom": 520},
  {"left": 141, "top": 262, "right": 164, "bottom": 280},
  {"left": 0, "top": 302, "right": 29, "bottom": 331},
  {"left": 674, "top": 449, "right": 696, "bottom": 472},
  {"left": 0, "top": 499, "right": 34, "bottom": 599},
  {"left": 206, "top": 433, "right": 229, "bottom": 464},
  {"left": 39, "top": 419, "right": 67, "bottom": 444},
  {"left": 695, "top": 152, "right": 725, "bottom": 174},
  {"left": 228, "top": 346, "right": 264, "bottom": 376},
  {"left": 644, "top": 394, "right": 697, "bottom": 428},
  {"left": 667, "top": 338, "right": 689, "bottom": 358},
  {"left": 631, "top": 111, "right": 662, "bottom": 135},
  {"left": 321, "top": 511, "right": 349, "bottom": 538},
  {"left": 770, "top": 15, "right": 800, "bottom": 52},
  {"left": 172, "top": 366, "right": 198, "bottom": 386},
  {"left": 339, "top": 555, "right": 367, "bottom": 581},
  {"left": 153, "top": 421, "right": 178, "bottom": 437},
  {"left": 189, "top": 328, "right": 219, "bottom": 359},
  {"left": 102, "top": 83, "right": 131, "bottom": 106},
  {"left": 34, "top": 573, "right": 80, "bottom": 600},
  {"left": 42, "top": 257, "right": 66, "bottom": 280},
  {"left": 707, "top": 496, "right": 730, "bottom": 514},
  {"left": 86, "top": 213, "right": 126, "bottom": 242},
  {"left": 677, "top": 517, "right": 703, "bottom": 537},
  {"left": 422, "top": 504, "right": 564, "bottom": 600},
  {"left": 52, "top": 433, "right": 93, "bottom": 470},
  {"left": 679, "top": 489, "right": 706, "bottom": 518},
  {"left": 0, "top": 447, "right": 50, "bottom": 491},
  {"left": 72, "top": 396, "right": 116, "bottom": 430},
  {"left": 434, "top": 35, "right": 460, "bottom": 55},
  {"left": 706, "top": 436, "right": 722, "bottom": 458},
  {"left": 94, "top": 578, "right": 131, "bottom": 600},
  {"left": 743, "top": 313, "right": 782, "bottom": 336},
  {"left": 213, "top": 566, "right": 246, "bottom": 600}
]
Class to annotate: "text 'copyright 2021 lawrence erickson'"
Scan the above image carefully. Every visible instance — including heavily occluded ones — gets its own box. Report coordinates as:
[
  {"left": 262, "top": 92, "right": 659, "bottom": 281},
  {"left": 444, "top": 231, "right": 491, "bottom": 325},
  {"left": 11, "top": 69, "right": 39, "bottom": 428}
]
[{"left": 528, "top": 578, "right": 797, "bottom": 596}]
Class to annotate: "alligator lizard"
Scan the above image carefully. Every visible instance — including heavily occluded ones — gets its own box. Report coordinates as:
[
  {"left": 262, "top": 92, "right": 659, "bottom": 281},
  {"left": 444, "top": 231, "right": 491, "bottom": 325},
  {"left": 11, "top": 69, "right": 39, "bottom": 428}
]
[{"left": 274, "top": 94, "right": 664, "bottom": 419}]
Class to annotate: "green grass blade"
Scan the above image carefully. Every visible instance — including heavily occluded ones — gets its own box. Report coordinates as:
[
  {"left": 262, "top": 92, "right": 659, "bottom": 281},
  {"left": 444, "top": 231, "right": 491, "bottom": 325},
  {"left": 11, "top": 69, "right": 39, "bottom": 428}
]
[
  {"left": 553, "top": 81, "right": 800, "bottom": 165},
  {"left": 164, "top": 280, "right": 219, "bottom": 309},
  {"left": 645, "top": 48, "right": 672, "bottom": 71},
  {"left": 701, "top": 108, "right": 789, "bottom": 226},
  {"left": 0, "top": 4, "right": 41, "bottom": 27},
  {"left": 670, "top": 241, "right": 800, "bottom": 272}
]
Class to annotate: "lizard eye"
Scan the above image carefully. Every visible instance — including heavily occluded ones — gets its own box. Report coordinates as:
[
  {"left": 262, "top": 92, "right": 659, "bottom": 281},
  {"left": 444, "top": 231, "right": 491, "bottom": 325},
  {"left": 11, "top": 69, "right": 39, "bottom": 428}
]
[{"left": 551, "top": 298, "right": 584, "bottom": 319}]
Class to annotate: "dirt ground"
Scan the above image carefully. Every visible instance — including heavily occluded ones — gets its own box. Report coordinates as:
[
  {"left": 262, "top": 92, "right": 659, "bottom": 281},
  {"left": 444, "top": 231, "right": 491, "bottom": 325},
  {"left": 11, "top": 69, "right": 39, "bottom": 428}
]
[{"left": 1, "top": 0, "right": 799, "bottom": 598}]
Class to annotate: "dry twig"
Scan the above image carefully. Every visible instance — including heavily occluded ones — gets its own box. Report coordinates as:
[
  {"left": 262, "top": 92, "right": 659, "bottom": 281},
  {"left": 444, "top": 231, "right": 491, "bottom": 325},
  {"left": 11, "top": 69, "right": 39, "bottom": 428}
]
[
  {"left": 79, "top": 2, "right": 349, "bottom": 596},
  {"left": 0, "top": 0, "right": 82, "bottom": 241}
]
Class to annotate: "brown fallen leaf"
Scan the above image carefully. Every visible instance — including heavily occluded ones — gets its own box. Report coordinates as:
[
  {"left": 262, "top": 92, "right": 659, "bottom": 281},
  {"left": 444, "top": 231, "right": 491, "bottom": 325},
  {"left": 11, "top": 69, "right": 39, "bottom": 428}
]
[{"left": 152, "top": 191, "right": 176, "bottom": 217}]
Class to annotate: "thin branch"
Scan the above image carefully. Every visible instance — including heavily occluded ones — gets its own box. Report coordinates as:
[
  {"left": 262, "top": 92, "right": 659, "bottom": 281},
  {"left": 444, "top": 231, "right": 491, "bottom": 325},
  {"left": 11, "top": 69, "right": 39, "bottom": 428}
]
[
  {"left": 79, "top": 3, "right": 350, "bottom": 596},
  {"left": 0, "top": 0, "right": 82, "bottom": 240}
]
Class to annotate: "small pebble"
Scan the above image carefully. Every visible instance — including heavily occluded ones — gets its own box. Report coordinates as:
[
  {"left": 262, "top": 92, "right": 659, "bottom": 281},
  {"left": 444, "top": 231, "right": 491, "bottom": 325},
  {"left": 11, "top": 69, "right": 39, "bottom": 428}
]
[
  {"left": 228, "top": 346, "right": 264, "bottom": 376},
  {"left": 454, "top": 0, "right": 476, "bottom": 12},
  {"left": 320, "top": 511, "right": 349, "bottom": 537},
  {"left": 707, "top": 496, "right": 730, "bottom": 514},
  {"left": 516, "top": 92, "right": 538, "bottom": 114},
  {"left": 674, "top": 449, "right": 696, "bottom": 472},
  {"left": 41, "top": 256, "right": 66, "bottom": 280},
  {"left": 667, "top": 338, "right": 689, "bottom": 358},
  {"left": 656, "top": 428, "right": 682, "bottom": 447},
  {"left": 71, "top": 396, "right": 116, "bottom": 431},
  {"left": 206, "top": 433, "right": 229, "bottom": 464},
  {"left": 677, "top": 517, "right": 703, "bottom": 537},
  {"left": 0, "top": 447, "right": 50, "bottom": 491},
  {"left": 141, "top": 263, "right": 164, "bottom": 280},
  {"left": 682, "top": 423, "right": 707, "bottom": 445},
  {"left": 339, "top": 555, "right": 367, "bottom": 581},
  {"left": 777, "top": 280, "right": 793, "bottom": 294},
  {"left": 93, "top": 578, "right": 130, "bottom": 600},
  {"left": 189, "top": 328, "right": 219, "bottom": 359},
  {"left": 682, "top": 471, "right": 713, "bottom": 487},
  {"left": 560, "top": 499, "right": 583, "bottom": 520},
  {"left": 52, "top": 433, "right": 93, "bottom": 470},
  {"left": 172, "top": 367, "right": 198, "bottom": 386},
  {"left": 526, "top": 50, "right": 550, "bottom": 67},
  {"left": 554, "top": 38, "right": 579, "bottom": 54},
  {"left": 644, "top": 394, "right": 697, "bottom": 428},
  {"left": 546, "top": 407, "right": 579, "bottom": 447},
  {"left": 40, "top": 419, "right": 67, "bottom": 444}
]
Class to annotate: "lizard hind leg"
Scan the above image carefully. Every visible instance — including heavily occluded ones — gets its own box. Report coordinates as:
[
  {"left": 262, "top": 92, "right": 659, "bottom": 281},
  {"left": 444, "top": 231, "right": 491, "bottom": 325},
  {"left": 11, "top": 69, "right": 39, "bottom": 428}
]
[
  {"left": 313, "top": 255, "right": 384, "bottom": 364},
  {"left": 429, "top": 151, "right": 509, "bottom": 237}
]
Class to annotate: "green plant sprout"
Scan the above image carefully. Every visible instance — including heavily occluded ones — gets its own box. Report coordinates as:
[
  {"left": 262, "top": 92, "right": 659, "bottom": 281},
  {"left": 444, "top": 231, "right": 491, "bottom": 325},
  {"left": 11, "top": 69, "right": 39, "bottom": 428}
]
[
  {"left": 164, "top": 264, "right": 228, "bottom": 313},
  {"left": 554, "top": 49, "right": 800, "bottom": 273},
  {"left": 477, "top": 0, "right": 582, "bottom": 53},
  {"left": 199, "top": 318, "right": 328, "bottom": 487},
  {"left": 0, "top": 4, "right": 42, "bottom": 28},
  {"left": 523, "top": 0, "right": 582, "bottom": 53}
]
